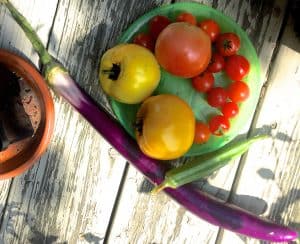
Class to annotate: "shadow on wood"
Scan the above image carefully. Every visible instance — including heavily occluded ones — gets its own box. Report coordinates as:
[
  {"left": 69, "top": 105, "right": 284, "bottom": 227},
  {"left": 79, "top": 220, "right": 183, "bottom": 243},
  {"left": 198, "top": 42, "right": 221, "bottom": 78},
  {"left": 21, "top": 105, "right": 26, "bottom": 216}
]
[{"left": 137, "top": 124, "right": 296, "bottom": 217}]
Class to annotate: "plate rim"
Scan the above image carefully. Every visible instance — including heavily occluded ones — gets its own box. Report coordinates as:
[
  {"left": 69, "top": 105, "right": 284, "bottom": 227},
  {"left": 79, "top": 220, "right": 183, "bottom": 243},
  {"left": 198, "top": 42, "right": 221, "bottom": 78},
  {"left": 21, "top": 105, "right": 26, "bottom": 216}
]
[{"left": 110, "top": 2, "right": 262, "bottom": 157}]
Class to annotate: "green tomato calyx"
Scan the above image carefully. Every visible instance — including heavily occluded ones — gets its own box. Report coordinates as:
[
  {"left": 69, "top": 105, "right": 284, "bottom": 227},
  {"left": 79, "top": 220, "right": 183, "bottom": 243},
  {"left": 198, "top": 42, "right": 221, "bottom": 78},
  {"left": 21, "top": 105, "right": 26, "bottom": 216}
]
[{"left": 102, "top": 63, "right": 121, "bottom": 80}]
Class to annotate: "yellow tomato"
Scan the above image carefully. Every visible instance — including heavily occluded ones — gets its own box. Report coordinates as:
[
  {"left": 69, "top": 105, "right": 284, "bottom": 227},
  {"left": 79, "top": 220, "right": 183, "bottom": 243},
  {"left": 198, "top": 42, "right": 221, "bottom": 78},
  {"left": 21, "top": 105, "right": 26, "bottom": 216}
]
[
  {"left": 99, "top": 44, "right": 161, "bottom": 104},
  {"left": 135, "top": 94, "right": 195, "bottom": 160}
]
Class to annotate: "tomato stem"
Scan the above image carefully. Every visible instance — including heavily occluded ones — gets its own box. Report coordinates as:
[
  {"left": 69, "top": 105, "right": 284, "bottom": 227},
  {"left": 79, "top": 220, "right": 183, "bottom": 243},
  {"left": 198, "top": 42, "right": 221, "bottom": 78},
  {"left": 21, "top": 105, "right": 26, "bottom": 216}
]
[
  {"left": 133, "top": 117, "right": 143, "bottom": 135},
  {"left": 102, "top": 63, "right": 120, "bottom": 80},
  {"left": 224, "top": 40, "right": 233, "bottom": 50}
]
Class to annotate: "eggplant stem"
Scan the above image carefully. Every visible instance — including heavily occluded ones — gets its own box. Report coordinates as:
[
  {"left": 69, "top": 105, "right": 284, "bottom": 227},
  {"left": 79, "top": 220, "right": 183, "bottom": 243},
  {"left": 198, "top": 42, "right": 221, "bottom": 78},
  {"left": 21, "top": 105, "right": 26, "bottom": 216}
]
[
  {"left": 4, "top": 1, "right": 53, "bottom": 66},
  {"left": 2, "top": 0, "right": 65, "bottom": 86},
  {"left": 2, "top": 1, "right": 298, "bottom": 241}
]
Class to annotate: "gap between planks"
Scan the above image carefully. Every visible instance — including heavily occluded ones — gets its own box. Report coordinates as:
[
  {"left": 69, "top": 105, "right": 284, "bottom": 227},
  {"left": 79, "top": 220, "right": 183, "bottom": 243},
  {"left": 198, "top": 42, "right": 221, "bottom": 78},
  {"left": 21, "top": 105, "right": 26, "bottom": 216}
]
[
  {"left": 103, "top": 163, "right": 130, "bottom": 244},
  {"left": 215, "top": 2, "right": 295, "bottom": 244},
  {"left": 0, "top": 0, "right": 61, "bottom": 234}
]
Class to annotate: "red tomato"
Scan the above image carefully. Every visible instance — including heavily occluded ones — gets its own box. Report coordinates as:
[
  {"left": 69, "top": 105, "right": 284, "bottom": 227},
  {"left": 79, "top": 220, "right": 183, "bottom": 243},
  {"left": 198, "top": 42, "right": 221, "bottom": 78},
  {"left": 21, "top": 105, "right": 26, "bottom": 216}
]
[
  {"left": 225, "top": 55, "right": 250, "bottom": 81},
  {"left": 194, "top": 121, "right": 211, "bottom": 144},
  {"left": 192, "top": 71, "right": 214, "bottom": 92},
  {"left": 176, "top": 12, "right": 197, "bottom": 25},
  {"left": 216, "top": 33, "right": 240, "bottom": 56},
  {"left": 155, "top": 22, "right": 211, "bottom": 78},
  {"left": 198, "top": 19, "right": 220, "bottom": 42},
  {"left": 207, "top": 53, "right": 225, "bottom": 73},
  {"left": 209, "top": 115, "right": 230, "bottom": 136},
  {"left": 222, "top": 101, "right": 239, "bottom": 118},
  {"left": 227, "top": 81, "right": 250, "bottom": 103},
  {"left": 149, "top": 15, "right": 171, "bottom": 40},
  {"left": 132, "top": 33, "right": 155, "bottom": 51},
  {"left": 207, "top": 87, "right": 228, "bottom": 108}
]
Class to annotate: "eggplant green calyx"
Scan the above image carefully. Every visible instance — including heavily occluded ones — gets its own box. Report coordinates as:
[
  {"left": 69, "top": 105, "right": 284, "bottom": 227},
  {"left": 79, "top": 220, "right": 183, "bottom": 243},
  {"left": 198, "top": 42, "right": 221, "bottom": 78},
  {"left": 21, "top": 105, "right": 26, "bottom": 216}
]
[
  {"left": 102, "top": 63, "right": 121, "bottom": 80},
  {"left": 2, "top": 0, "right": 67, "bottom": 87},
  {"left": 45, "top": 65, "right": 69, "bottom": 86}
]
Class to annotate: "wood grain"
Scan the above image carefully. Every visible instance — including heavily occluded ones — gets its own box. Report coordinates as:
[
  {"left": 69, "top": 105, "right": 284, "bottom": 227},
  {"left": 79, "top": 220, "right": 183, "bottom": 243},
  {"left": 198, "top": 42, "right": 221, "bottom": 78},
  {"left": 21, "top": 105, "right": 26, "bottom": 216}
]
[
  {"left": 105, "top": 1, "right": 290, "bottom": 243},
  {"left": 0, "top": 0, "right": 297, "bottom": 243},
  {"left": 0, "top": 0, "right": 171, "bottom": 243},
  {"left": 219, "top": 15, "right": 300, "bottom": 243},
  {"left": 0, "top": 0, "right": 58, "bottom": 65},
  {"left": 0, "top": 0, "right": 59, "bottom": 240}
]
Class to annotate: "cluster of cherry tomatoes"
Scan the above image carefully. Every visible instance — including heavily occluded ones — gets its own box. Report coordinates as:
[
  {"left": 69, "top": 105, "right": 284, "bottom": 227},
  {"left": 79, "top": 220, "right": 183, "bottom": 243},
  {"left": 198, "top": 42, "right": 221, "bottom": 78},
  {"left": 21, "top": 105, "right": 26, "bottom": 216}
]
[{"left": 132, "top": 12, "right": 251, "bottom": 145}]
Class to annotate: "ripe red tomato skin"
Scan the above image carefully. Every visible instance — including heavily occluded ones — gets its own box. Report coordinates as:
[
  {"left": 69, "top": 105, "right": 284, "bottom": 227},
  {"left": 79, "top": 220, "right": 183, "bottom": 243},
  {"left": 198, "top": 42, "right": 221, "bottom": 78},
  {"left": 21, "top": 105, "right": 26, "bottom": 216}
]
[
  {"left": 222, "top": 102, "right": 239, "bottom": 118},
  {"left": 216, "top": 33, "right": 240, "bottom": 56},
  {"left": 209, "top": 115, "right": 230, "bottom": 136},
  {"left": 207, "top": 53, "right": 225, "bottom": 73},
  {"left": 176, "top": 12, "right": 197, "bottom": 25},
  {"left": 228, "top": 80, "right": 250, "bottom": 103},
  {"left": 192, "top": 71, "right": 214, "bottom": 93},
  {"left": 149, "top": 15, "right": 171, "bottom": 40},
  {"left": 194, "top": 122, "right": 211, "bottom": 144},
  {"left": 198, "top": 19, "right": 220, "bottom": 42},
  {"left": 155, "top": 22, "right": 211, "bottom": 78},
  {"left": 132, "top": 33, "right": 155, "bottom": 51},
  {"left": 207, "top": 87, "right": 228, "bottom": 108},
  {"left": 225, "top": 54, "right": 250, "bottom": 81}
]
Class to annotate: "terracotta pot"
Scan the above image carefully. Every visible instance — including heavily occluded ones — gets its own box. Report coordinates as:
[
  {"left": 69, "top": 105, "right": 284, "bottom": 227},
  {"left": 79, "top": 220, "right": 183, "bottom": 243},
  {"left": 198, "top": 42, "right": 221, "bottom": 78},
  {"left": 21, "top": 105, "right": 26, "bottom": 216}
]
[{"left": 0, "top": 49, "right": 54, "bottom": 179}]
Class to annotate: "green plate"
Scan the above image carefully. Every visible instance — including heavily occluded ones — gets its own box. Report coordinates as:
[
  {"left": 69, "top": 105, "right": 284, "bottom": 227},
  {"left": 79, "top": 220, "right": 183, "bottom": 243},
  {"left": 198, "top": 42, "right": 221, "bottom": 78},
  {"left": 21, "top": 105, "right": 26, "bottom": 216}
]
[{"left": 110, "top": 2, "right": 262, "bottom": 157}]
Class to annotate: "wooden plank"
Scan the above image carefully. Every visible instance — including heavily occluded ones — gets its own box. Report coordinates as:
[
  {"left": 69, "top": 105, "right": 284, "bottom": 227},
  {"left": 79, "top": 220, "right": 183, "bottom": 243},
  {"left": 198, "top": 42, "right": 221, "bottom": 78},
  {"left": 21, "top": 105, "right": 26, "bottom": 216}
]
[
  {"left": 105, "top": 168, "right": 219, "bottom": 244},
  {"left": 105, "top": 0, "right": 288, "bottom": 243},
  {"left": 0, "top": 0, "right": 59, "bottom": 233},
  {"left": 0, "top": 0, "right": 172, "bottom": 243},
  {"left": 219, "top": 15, "right": 300, "bottom": 243},
  {"left": 0, "top": 0, "right": 57, "bottom": 65}
]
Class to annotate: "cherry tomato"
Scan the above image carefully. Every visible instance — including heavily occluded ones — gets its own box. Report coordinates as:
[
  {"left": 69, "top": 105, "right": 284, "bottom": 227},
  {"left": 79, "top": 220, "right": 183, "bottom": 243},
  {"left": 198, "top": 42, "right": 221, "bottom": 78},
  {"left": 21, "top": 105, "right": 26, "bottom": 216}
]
[
  {"left": 216, "top": 33, "right": 240, "bottom": 56},
  {"left": 207, "top": 87, "right": 228, "bottom": 108},
  {"left": 192, "top": 71, "right": 214, "bottom": 93},
  {"left": 149, "top": 15, "right": 171, "bottom": 40},
  {"left": 209, "top": 115, "right": 230, "bottom": 136},
  {"left": 176, "top": 12, "right": 197, "bottom": 25},
  {"left": 155, "top": 22, "right": 211, "bottom": 78},
  {"left": 225, "top": 55, "right": 250, "bottom": 81},
  {"left": 227, "top": 80, "right": 250, "bottom": 103},
  {"left": 222, "top": 101, "right": 239, "bottom": 118},
  {"left": 207, "top": 52, "right": 225, "bottom": 73},
  {"left": 198, "top": 19, "right": 220, "bottom": 42},
  {"left": 132, "top": 33, "right": 155, "bottom": 52},
  {"left": 135, "top": 94, "right": 195, "bottom": 160},
  {"left": 194, "top": 121, "right": 211, "bottom": 144}
]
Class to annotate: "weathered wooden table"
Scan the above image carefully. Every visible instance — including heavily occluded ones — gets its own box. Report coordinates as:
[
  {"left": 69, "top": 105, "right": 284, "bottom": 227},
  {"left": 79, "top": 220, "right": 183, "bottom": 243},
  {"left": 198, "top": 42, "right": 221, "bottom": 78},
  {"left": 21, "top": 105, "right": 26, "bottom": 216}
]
[{"left": 0, "top": 0, "right": 299, "bottom": 243}]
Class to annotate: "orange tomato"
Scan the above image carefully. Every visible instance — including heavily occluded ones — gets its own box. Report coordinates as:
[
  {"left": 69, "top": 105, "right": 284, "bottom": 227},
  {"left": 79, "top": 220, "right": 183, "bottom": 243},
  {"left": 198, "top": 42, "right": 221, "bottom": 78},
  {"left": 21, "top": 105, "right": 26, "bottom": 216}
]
[{"left": 135, "top": 94, "right": 195, "bottom": 160}]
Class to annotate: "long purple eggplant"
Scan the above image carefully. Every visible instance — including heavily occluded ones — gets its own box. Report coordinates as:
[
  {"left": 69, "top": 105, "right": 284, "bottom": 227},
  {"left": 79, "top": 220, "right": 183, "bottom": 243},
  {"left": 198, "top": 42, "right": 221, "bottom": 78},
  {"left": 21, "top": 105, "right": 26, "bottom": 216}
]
[{"left": 2, "top": 1, "right": 298, "bottom": 242}]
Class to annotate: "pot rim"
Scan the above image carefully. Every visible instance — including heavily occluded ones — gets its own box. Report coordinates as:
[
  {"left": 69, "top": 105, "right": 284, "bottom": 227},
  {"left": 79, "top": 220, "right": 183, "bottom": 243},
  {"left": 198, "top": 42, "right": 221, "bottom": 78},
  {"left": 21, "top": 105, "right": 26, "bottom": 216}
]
[{"left": 0, "top": 48, "right": 55, "bottom": 179}]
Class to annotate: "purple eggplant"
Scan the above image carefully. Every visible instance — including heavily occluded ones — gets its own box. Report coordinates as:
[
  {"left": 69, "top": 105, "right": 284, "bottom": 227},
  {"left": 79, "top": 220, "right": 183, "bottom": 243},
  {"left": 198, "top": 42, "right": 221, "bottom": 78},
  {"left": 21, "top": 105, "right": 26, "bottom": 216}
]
[
  {"left": 49, "top": 71, "right": 298, "bottom": 242},
  {"left": 2, "top": 0, "right": 298, "bottom": 242}
]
